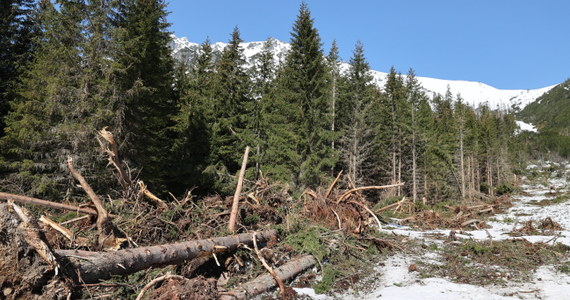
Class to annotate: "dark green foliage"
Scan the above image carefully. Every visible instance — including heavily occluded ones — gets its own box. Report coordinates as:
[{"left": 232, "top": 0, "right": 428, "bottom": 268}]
[
  {"left": 169, "top": 40, "right": 215, "bottom": 195},
  {"left": 113, "top": 0, "right": 176, "bottom": 192},
  {"left": 2, "top": 0, "right": 88, "bottom": 197},
  {"left": 209, "top": 27, "right": 253, "bottom": 178},
  {"left": 249, "top": 38, "right": 278, "bottom": 177},
  {"left": 519, "top": 79, "right": 570, "bottom": 157},
  {"left": 264, "top": 2, "right": 335, "bottom": 187},
  {"left": 337, "top": 41, "right": 376, "bottom": 185},
  {"left": 0, "top": 0, "right": 528, "bottom": 207},
  {"left": 0, "top": 0, "right": 36, "bottom": 137}
]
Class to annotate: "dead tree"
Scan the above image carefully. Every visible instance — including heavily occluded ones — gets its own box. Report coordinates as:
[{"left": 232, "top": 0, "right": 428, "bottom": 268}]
[
  {"left": 56, "top": 229, "right": 277, "bottom": 283},
  {"left": 220, "top": 255, "right": 316, "bottom": 300}
]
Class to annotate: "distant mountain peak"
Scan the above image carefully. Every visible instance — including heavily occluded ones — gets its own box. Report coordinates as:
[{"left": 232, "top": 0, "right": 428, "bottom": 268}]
[{"left": 169, "top": 35, "right": 556, "bottom": 110}]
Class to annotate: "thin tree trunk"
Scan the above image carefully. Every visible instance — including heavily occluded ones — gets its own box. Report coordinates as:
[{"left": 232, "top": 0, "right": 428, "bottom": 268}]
[
  {"left": 411, "top": 106, "right": 417, "bottom": 202},
  {"left": 331, "top": 70, "right": 336, "bottom": 157},
  {"left": 398, "top": 152, "right": 402, "bottom": 197},
  {"left": 57, "top": 230, "right": 277, "bottom": 283},
  {"left": 0, "top": 192, "right": 98, "bottom": 215},
  {"left": 229, "top": 146, "right": 250, "bottom": 234},
  {"left": 424, "top": 173, "right": 428, "bottom": 202},
  {"left": 459, "top": 128, "right": 465, "bottom": 200}
]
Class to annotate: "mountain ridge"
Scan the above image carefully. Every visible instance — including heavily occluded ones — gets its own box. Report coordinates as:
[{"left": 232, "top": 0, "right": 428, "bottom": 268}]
[{"left": 169, "top": 35, "right": 557, "bottom": 111}]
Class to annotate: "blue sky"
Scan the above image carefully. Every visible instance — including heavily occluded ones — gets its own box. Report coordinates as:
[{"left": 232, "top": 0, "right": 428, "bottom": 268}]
[{"left": 166, "top": 0, "right": 569, "bottom": 90}]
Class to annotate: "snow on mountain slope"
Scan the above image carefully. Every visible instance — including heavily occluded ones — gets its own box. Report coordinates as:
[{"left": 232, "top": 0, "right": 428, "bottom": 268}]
[{"left": 169, "top": 35, "right": 556, "bottom": 111}]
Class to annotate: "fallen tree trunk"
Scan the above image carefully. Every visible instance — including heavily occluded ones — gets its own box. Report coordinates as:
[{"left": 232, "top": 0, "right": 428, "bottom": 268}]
[
  {"left": 56, "top": 229, "right": 277, "bottom": 283},
  {"left": 220, "top": 255, "right": 316, "bottom": 300},
  {"left": 0, "top": 191, "right": 97, "bottom": 215}
]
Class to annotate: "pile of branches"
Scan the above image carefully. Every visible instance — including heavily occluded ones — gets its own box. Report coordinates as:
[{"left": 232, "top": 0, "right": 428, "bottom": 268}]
[
  {"left": 398, "top": 195, "right": 513, "bottom": 230},
  {"left": 0, "top": 132, "right": 410, "bottom": 299}
]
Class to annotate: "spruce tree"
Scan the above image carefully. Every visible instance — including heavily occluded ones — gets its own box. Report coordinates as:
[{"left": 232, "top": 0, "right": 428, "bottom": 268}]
[
  {"left": 250, "top": 38, "right": 277, "bottom": 177},
  {"left": 170, "top": 39, "right": 215, "bottom": 194},
  {"left": 327, "top": 40, "right": 341, "bottom": 161},
  {"left": 265, "top": 2, "right": 334, "bottom": 187},
  {"left": 207, "top": 27, "right": 253, "bottom": 193},
  {"left": 338, "top": 41, "right": 376, "bottom": 185},
  {"left": 2, "top": 0, "right": 85, "bottom": 197},
  {"left": 404, "top": 69, "right": 430, "bottom": 202},
  {"left": 113, "top": 0, "right": 175, "bottom": 192},
  {"left": 0, "top": 0, "right": 36, "bottom": 137}
]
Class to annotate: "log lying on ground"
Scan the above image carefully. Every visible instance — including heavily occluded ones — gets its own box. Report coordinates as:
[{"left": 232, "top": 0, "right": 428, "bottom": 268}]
[
  {"left": 0, "top": 191, "right": 98, "bottom": 215},
  {"left": 56, "top": 229, "right": 277, "bottom": 283},
  {"left": 220, "top": 255, "right": 316, "bottom": 300}
]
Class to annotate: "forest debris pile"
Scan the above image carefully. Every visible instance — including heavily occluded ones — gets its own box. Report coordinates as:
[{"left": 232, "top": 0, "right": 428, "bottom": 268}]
[
  {"left": 147, "top": 276, "right": 218, "bottom": 300},
  {"left": 0, "top": 203, "right": 70, "bottom": 300},
  {"left": 0, "top": 170, "right": 407, "bottom": 299},
  {"left": 509, "top": 217, "right": 564, "bottom": 236},
  {"left": 396, "top": 198, "right": 513, "bottom": 230},
  {"left": 418, "top": 238, "right": 570, "bottom": 286}
]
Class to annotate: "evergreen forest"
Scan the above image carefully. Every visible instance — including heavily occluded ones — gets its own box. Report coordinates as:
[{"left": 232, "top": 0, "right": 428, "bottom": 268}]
[
  {"left": 1, "top": 1, "right": 568, "bottom": 299},
  {"left": 0, "top": 0, "right": 531, "bottom": 202}
]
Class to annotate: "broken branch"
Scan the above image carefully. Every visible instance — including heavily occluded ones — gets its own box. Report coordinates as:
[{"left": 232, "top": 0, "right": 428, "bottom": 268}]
[
  {"left": 0, "top": 192, "right": 97, "bottom": 215},
  {"left": 135, "top": 273, "right": 186, "bottom": 300},
  {"left": 336, "top": 183, "right": 405, "bottom": 204},
  {"left": 325, "top": 170, "right": 343, "bottom": 199},
  {"left": 252, "top": 232, "right": 286, "bottom": 298},
  {"left": 97, "top": 127, "right": 131, "bottom": 191},
  {"left": 349, "top": 200, "right": 382, "bottom": 230},
  {"left": 67, "top": 157, "right": 114, "bottom": 248},
  {"left": 137, "top": 181, "right": 168, "bottom": 210},
  {"left": 375, "top": 197, "right": 407, "bottom": 213},
  {"left": 229, "top": 146, "right": 250, "bottom": 234}
]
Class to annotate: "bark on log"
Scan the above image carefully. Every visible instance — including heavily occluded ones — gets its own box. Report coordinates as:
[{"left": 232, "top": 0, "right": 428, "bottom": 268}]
[
  {"left": 220, "top": 255, "right": 316, "bottom": 300},
  {"left": 0, "top": 192, "right": 98, "bottom": 215},
  {"left": 56, "top": 229, "right": 277, "bottom": 283}
]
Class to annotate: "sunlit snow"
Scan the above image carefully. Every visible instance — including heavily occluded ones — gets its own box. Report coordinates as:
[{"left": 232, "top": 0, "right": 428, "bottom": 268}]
[{"left": 169, "top": 35, "right": 557, "bottom": 111}]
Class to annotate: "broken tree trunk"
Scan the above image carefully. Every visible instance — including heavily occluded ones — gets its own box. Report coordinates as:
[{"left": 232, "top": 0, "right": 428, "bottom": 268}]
[
  {"left": 0, "top": 191, "right": 98, "bottom": 215},
  {"left": 138, "top": 180, "right": 169, "bottom": 210},
  {"left": 229, "top": 146, "right": 250, "bottom": 234},
  {"left": 56, "top": 229, "right": 277, "bottom": 283},
  {"left": 97, "top": 127, "right": 131, "bottom": 191},
  {"left": 220, "top": 255, "right": 316, "bottom": 300},
  {"left": 67, "top": 157, "right": 118, "bottom": 249}
]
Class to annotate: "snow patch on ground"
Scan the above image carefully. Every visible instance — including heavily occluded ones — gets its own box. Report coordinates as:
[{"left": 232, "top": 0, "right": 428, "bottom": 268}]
[
  {"left": 298, "top": 162, "right": 570, "bottom": 300},
  {"left": 516, "top": 120, "right": 538, "bottom": 133}
]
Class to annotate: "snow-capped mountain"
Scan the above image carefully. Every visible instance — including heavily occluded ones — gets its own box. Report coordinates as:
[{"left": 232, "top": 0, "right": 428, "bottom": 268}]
[{"left": 169, "top": 35, "right": 556, "bottom": 111}]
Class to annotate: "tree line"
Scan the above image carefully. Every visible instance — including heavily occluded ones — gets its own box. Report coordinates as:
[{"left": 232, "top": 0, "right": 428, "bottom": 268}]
[{"left": 0, "top": 0, "right": 521, "bottom": 203}]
